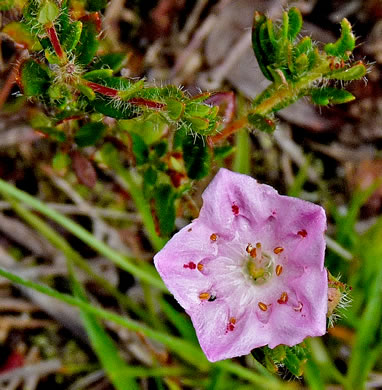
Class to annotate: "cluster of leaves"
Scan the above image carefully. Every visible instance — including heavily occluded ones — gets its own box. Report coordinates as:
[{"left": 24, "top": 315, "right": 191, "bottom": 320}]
[
  {"left": 5, "top": 0, "right": 229, "bottom": 236},
  {"left": 253, "top": 344, "right": 308, "bottom": 377},
  {"left": 3, "top": 2, "right": 367, "bottom": 237},
  {"left": 249, "top": 7, "right": 367, "bottom": 132}
]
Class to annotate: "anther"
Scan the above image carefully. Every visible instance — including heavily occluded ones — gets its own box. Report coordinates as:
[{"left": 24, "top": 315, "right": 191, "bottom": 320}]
[
  {"left": 293, "top": 302, "right": 303, "bottom": 312},
  {"left": 199, "top": 292, "right": 210, "bottom": 300},
  {"left": 210, "top": 233, "right": 218, "bottom": 241},
  {"left": 273, "top": 247, "right": 284, "bottom": 254},
  {"left": 275, "top": 265, "right": 283, "bottom": 276},
  {"left": 246, "top": 244, "right": 253, "bottom": 253},
  {"left": 227, "top": 317, "right": 236, "bottom": 332},
  {"left": 258, "top": 302, "right": 268, "bottom": 311},
  {"left": 197, "top": 263, "right": 204, "bottom": 271},
  {"left": 229, "top": 317, "right": 236, "bottom": 325},
  {"left": 298, "top": 229, "right": 307, "bottom": 238},
  {"left": 277, "top": 292, "right": 288, "bottom": 304}
]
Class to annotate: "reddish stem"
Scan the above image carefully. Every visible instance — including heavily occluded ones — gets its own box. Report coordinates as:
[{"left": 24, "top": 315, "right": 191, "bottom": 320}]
[
  {"left": 86, "top": 81, "right": 119, "bottom": 97},
  {"left": 207, "top": 117, "right": 248, "bottom": 146},
  {"left": 128, "top": 97, "right": 166, "bottom": 109},
  {"left": 45, "top": 24, "right": 64, "bottom": 59},
  {"left": 0, "top": 50, "right": 28, "bottom": 110}
]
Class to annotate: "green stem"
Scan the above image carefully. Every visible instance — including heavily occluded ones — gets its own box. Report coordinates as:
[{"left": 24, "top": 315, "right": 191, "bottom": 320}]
[
  {"left": 0, "top": 266, "right": 286, "bottom": 389},
  {"left": 6, "top": 195, "right": 146, "bottom": 318},
  {"left": 233, "top": 128, "right": 251, "bottom": 175},
  {"left": 0, "top": 178, "right": 166, "bottom": 291},
  {"left": 114, "top": 166, "right": 166, "bottom": 252},
  {"left": 307, "top": 338, "right": 348, "bottom": 387}
]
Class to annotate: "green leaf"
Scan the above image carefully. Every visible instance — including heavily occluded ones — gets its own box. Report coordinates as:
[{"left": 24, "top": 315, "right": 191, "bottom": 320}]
[
  {"left": 2, "top": 22, "right": 42, "bottom": 51},
  {"left": 86, "top": 0, "right": 107, "bottom": 11},
  {"left": 311, "top": 87, "right": 355, "bottom": 105},
  {"left": 75, "top": 122, "right": 107, "bottom": 147},
  {"left": 324, "top": 18, "right": 355, "bottom": 60},
  {"left": 38, "top": 1, "right": 60, "bottom": 24},
  {"left": 62, "top": 20, "right": 83, "bottom": 52},
  {"left": 90, "top": 97, "right": 135, "bottom": 119},
  {"left": 75, "top": 19, "right": 99, "bottom": 65},
  {"left": 247, "top": 113, "right": 276, "bottom": 133},
  {"left": 68, "top": 261, "right": 138, "bottom": 390},
  {"left": 182, "top": 135, "right": 210, "bottom": 180},
  {"left": 252, "top": 12, "right": 273, "bottom": 81},
  {"left": 286, "top": 7, "right": 302, "bottom": 41},
  {"left": 92, "top": 53, "right": 128, "bottom": 72},
  {"left": 152, "top": 184, "right": 176, "bottom": 236},
  {"left": 129, "top": 132, "right": 148, "bottom": 165},
  {"left": 284, "top": 346, "right": 307, "bottom": 377},
  {"left": 20, "top": 60, "right": 50, "bottom": 97},
  {"left": 327, "top": 62, "right": 367, "bottom": 81},
  {"left": 52, "top": 152, "right": 71, "bottom": 171},
  {"left": 166, "top": 98, "right": 185, "bottom": 121},
  {"left": 36, "top": 127, "right": 67, "bottom": 142},
  {"left": 0, "top": 0, "right": 14, "bottom": 11},
  {"left": 83, "top": 68, "right": 114, "bottom": 81},
  {"left": 214, "top": 145, "right": 235, "bottom": 159}
]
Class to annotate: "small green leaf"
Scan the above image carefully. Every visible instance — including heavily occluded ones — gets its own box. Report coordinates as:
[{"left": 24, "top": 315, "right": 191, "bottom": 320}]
[
  {"left": 247, "top": 113, "right": 276, "bottom": 133},
  {"left": 75, "top": 20, "right": 99, "bottom": 65},
  {"left": 252, "top": 12, "right": 273, "bottom": 81},
  {"left": 62, "top": 21, "right": 83, "bottom": 52},
  {"left": 284, "top": 346, "right": 307, "bottom": 377},
  {"left": 36, "top": 127, "right": 67, "bottom": 142},
  {"left": 166, "top": 98, "right": 185, "bottom": 121},
  {"left": 214, "top": 145, "right": 235, "bottom": 159},
  {"left": 90, "top": 97, "right": 135, "bottom": 119},
  {"left": 0, "top": 0, "right": 14, "bottom": 11},
  {"left": 324, "top": 18, "right": 355, "bottom": 60},
  {"left": 83, "top": 69, "right": 114, "bottom": 81},
  {"left": 38, "top": 1, "right": 60, "bottom": 24},
  {"left": 186, "top": 116, "right": 209, "bottom": 132},
  {"left": 143, "top": 166, "right": 157, "bottom": 187},
  {"left": 311, "top": 87, "right": 355, "bottom": 105},
  {"left": 182, "top": 135, "right": 210, "bottom": 180},
  {"left": 152, "top": 184, "right": 176, "bottom": 236},
  {"left": 327, "top": 62, "right": 367, "bottom": 81},
  {"left": 86, "top": 0, "right": 107, "bottom": 11},
  {"left": 52, "top": 152, "right": 71, "bottom": 171},
  {"left": 129, "top": 132, "right": 148, "bottom": 165},
  {"left": 21, "top": 60, "right": 50, "bottom": 97},
  {"left": 75, "top": 122, "right": 107, "bottom": 147},
  {"left": 92, "top": 53, "right": 128, "bottom": 72},
  {"left": 2, "top": 22, "right": 42, "bottom": 51},
  {"left": 185, "top": 102, "right": 211, "bottom": 117},
  {"left": 287, "top": 7, "right": 302, "bottom": 41},
  {"left": 77, "top": 83, "right": 96, "bottom": 100}
]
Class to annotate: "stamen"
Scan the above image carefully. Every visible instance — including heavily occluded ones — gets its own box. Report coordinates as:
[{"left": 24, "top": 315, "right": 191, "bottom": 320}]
[
  {"left": 298, "top": 229, "right": 307, "bottom": 238},
  {"left": 229, "top": 317, "right": 236, "bottom": 325},
  {"left": 276, "top": 265, "right": 283, "bottom": 276},
  {"left": 277, "top": 292, "right": 288, "bottom": 304},
  {"left": 197, "top": 263, "right": 204, "bottom": 271},
  {"left": 273, "top": 247, "right": 284, "bottom": 254},
  {"left": 293, "top": 302, "right": 303, "bottom": 312},
  {"left": 232, "top": 204, "right": 239, "bottom": 215},
  {"left": 208, "top": 295, "right": 217, "bottom": 302},
  {"left": 246, "top": 244, "right": 253, "bottom": 253},
  {"left": 258, "top": 302, "right": 268, "bottom": 311},
  {"left": 256, "top": 242, "right": 262, "bottom": 259},
  {"left": 199, "top": 292, "right": 210, "bottom": 300},
  {"left": 210, "top": 233, "right": 218, "bottom": 241}
]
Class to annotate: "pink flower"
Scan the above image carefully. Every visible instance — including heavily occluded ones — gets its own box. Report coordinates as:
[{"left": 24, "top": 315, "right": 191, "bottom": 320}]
[{"left": 154, "top": 168, "right": 327, "bottom": 362}]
